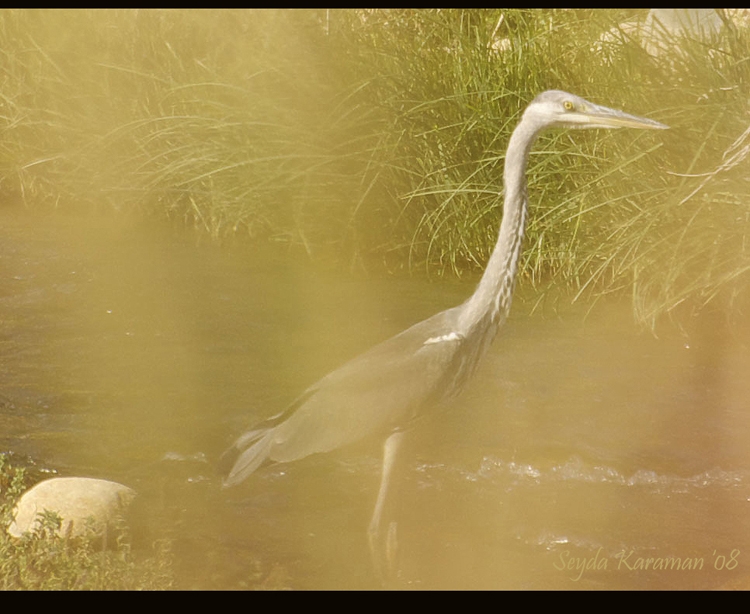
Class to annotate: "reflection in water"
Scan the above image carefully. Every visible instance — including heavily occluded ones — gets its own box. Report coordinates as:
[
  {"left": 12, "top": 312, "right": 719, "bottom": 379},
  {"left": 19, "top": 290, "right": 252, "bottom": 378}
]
[{"left": 1, "top": 209, "right": 749, "bottom": 589}]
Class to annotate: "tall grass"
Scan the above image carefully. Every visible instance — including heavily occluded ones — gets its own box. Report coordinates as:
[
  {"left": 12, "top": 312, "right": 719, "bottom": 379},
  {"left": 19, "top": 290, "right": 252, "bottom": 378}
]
[
  {"left": 0, "top": 9, "right": 748, "bottom": 326},
  {"left": 0, "top": 9, "right": 380, "bottom": 251}
]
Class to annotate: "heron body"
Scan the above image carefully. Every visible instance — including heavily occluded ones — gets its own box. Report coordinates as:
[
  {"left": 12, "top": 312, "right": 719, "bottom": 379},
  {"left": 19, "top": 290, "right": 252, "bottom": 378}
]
[
  {"left": 220, "top": 90, "right": 667, "bottom": 577},
  {"left": 222, "top": 305, "right": 477, "bottom": 481}
]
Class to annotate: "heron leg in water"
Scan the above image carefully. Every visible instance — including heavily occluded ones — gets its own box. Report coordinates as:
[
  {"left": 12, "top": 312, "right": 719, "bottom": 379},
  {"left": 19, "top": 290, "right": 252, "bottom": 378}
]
[{"left": 368, "top": 430, "right": 404, "bottom": 580}]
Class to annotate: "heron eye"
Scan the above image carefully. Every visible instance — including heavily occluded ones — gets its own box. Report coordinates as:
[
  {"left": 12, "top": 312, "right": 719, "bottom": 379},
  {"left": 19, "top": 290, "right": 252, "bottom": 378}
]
[{"left": 563, "top": 100, "right": 574, "bottom": 111}]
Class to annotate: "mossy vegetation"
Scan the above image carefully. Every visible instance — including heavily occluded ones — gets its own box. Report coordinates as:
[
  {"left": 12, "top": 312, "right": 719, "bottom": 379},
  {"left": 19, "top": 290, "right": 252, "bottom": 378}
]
[{"left": 0, "top": 9, "right": 748, "bottom": 325}]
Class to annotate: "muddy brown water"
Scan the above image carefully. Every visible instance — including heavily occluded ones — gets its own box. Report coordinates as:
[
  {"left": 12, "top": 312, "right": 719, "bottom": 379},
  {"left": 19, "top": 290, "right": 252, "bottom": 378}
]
[{"left": 1, "top": 208, "right": 749, "bottom": 589}]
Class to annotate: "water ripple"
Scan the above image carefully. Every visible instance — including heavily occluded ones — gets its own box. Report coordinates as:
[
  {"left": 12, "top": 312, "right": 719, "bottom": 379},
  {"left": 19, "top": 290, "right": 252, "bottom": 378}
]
[{"left": 470, "top": 455, "right": 749, "bottom": 495}]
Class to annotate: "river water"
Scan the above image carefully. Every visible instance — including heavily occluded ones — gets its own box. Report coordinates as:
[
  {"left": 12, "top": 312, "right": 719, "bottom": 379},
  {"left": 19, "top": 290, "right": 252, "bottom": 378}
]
[{"left": 1, "top": 208, "right": 749, "bottom": 589}]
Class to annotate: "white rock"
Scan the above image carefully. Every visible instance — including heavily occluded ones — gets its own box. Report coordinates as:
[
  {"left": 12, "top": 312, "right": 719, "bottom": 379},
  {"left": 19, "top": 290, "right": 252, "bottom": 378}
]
[
  {"left": 641, "top": 9, "right": 723, "bottom": 56},
  {"left": 594, "top": 9, "right": 735, "bottom": 61},
  {"left": 7, "top": 477, "right": 136, "bottom": 540}
]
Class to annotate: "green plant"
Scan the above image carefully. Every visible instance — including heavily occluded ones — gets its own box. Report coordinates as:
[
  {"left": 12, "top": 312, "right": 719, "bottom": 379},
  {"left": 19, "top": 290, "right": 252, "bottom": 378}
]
[{"left": 0, "top": 453, "right": 174, "bottom": 590}]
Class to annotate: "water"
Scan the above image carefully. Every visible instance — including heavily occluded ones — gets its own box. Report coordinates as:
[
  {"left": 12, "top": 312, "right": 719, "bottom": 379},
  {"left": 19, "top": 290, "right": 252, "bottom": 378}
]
[{"left": 1, "top": 208, "right": 749, "bottom": 589}]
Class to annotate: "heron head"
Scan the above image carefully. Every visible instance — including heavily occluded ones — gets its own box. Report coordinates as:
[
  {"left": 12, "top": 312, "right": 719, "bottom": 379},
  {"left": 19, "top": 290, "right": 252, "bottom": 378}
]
[{"left": 524, "top": 90, "right": 669, "bottom": 131}]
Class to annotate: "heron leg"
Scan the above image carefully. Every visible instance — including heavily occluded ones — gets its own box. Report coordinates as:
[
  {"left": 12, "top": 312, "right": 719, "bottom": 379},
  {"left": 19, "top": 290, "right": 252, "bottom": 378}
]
[{"left": 368, "top": 430, "right": 404, "bottom": 582}]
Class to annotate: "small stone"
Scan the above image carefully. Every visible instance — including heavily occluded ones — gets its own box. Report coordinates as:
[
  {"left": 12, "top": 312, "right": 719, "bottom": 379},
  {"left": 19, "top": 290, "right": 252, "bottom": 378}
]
[{"left": 7, "top": 477, "right": 136, "bottom": 541}]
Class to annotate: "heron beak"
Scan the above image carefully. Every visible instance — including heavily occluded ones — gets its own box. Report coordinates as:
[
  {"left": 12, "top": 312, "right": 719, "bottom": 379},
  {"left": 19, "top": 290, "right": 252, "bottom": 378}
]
[{"left": 576, "top": 104, "right": 669, "bottom": 130}]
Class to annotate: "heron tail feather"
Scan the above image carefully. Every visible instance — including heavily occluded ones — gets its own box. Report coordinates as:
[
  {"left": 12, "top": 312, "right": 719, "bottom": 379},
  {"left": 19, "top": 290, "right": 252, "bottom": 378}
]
[{"left": 220, "top": 428, "right": 275, "bottom": 487}]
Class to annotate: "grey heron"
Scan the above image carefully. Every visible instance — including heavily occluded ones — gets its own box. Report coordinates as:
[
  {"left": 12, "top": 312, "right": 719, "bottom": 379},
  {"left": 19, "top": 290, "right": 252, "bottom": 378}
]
[{"left": 219, "top": 90, "right": 668, "bottom": 577}]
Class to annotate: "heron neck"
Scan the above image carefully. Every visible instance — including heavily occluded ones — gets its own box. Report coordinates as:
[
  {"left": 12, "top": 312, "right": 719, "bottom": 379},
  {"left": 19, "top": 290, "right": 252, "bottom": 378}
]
[{"left": 459, "top": 116, "right": 542, "bottom": 333}]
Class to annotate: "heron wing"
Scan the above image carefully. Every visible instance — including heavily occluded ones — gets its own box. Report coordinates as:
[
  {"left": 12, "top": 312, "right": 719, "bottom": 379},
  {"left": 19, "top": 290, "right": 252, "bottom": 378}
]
[{"left": 268, "top": 308, "right": 463, "bottom": 462}]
